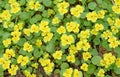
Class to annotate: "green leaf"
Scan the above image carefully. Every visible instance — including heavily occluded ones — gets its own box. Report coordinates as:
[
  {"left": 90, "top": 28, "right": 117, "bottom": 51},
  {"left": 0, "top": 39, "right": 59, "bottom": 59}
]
[
  {"left": 93, "top": 37, "right": 100, "bottom": 45},
  {"left": 87, "top": 64, "right": 96, "bottom": 74},
  {"left": 19, "top": 0, "right": 26, "bottom": 6},
  {"left": 88, "top": 2, "right": 97, "bottom": 10},
  {"left": 19, "top": 48, "right": 27, "bottom": 55},
  {"left": 45, "top": 39, "right": 55, "bottom": 53},
  {"left": 68, "top": 0, "right": 76, "bottom": 4},
  {"left": 89, "top": 48, "right": 98, "bottom": 56},
  {"left": 60, "top": 62, "right": 69, "bottom": 70},
  {"left": 114, "top": 47, "right": 120, "bottom": 57},
  {"left": 91, "top": 56, "right": 102, "bottom": 66},
  {"left": 114, "top": 66, "right": 120, "bottom": 74},
  {"left": 96, "top": 0, "right": 102, "bottom": 4},
  {"left": 33, "top": 48, "right": 41, "bottom": 58},
  {"left": 19, "top": 12, "right": 29, "bottom": 20},
  {"left": 0, "top": 65, "right": 3, "bottom": 77},
  {"left": 17, "top": 38, "right": 26, "bottom": 46},
  {"left": 43, "top": 0, "right": 52, "bottom": 7}
]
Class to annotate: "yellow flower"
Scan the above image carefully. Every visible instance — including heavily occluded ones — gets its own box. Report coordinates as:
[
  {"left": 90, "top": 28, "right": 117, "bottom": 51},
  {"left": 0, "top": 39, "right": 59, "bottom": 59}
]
[
  {"left": 39, "top": 20, "right": 50, "bottom": 32},
  {"left": 36, "top": 39, "right": 42, "bottom": 47},
  {"left": 57, "top": 26, "right": 66, "bottom": 34},
  {"left": 8, "top": 65, "right": 18, "bottom": 75},
  {"left": 83, "top": 52, "right": 91, "bottom": 61},
  {"left": 78, "top": 29, "right": 90, "bottom": 39},
  {"left": 28, "top": 1, "right": 35, "bottom": 10},
  {"left": 30, "top": 24, "right": 39, "bottom": 33},
  {"left": 52, "top": 17, "right": 60, "bottom": 25},
  {"left": 39, "top": 58, "right": 50, "bottom": 67},
  {"left": 112, "top": 5, "right": 120, "bottom": 14},
  {"left": 3, "top": 38, "right": 11, "bottom": 47},
  {"left": 70, "top": 5, "right": 84, "bottom": 18},
  {"left": 114, "top": 0, "right": 120, "bottom": 5},
  {"left": 61, "top": 34, "right": 74, "bottom": 46},
  {"left": 101, "top": 53, "right": 116, "bottom": 68},
  {"left": 58, "top": 8, "right": 68, "bottom": 15},
  {"left": 94, "top": 23, "right": 104, "bottom": 31},
  {"left": 114, "top": 18, "right": 120, "bottom": 28},
  {"left": 42, "top": 32, "right": 53, "bottom": 42},
  {"left": 101, "top": 30, "right": 112, "bottom": 40},
  {"left": 23, "top": 42, "right": 33, "bottom": 52},
  {"left": 66, "top": 22, "right": 80, "bottom": 33},
  {"left": 44, "top": 62, "right": 54, "bottom": 74},
  {"left": 97, "top": 10, "right": 106, "bottom": 19},
  {"left": 116, "top": 58, "right": 120, "bottom": 67},
  {"left": 86, "top": 11, "right": 97, "bottom": 22},
  {"left": 69, "top": 45, "right": 78, "bottom": 54},
  {"left": 73, "top": 69, "right": 80, "bottom": 77},
  {"left": 17, "top": 55, "right": 29, "bottom": 66},
  {"left": 97, "top": 69, "right": 105, "bottom": 77},
  {"left": 57, "top": 1, "right": 69, "bottom": 9},
  {"left": 4, "top": 49, "right": 15, "bottom": 59},
  {"left": 35, "top": 1, "right": 40, "bottom": 11},
  {"left": 2, "top": 60, "right": 11, "bottom": 70},
  {"left": 108, "top": 37, "right": 119, "bottom": 48},
  {"left": 31, "top": 63, "right": 38, "bottom": 69},
  {"left": 111, "top": 25, "right": 119, "bottom": 34},
  {"left": 23, "top": 28, "right": 31, "bottom": 36},
  {"left": 80, "top": 63, "right": 88, "bottom": 71},
  {"left": 53, "top": 50, "right": 62, "bottom": 60},
  {"left": 63, "top": 68, "right": 73, "bottom": 77},
  {"left": 1, "top": 10, "right": 11, "bottom": 21},
  {"left": 9, "top": 0, "right": 16, "bottom": 3},
  {"left": 67, "top": 54, "right": 75, "bottom": 63},
  {"left": 10, "top": 2, "right": 21, "bottom": 13},
  {"left": 91, "top": 29, "right": 98, "bottom": 35},
  {"left": 107, "top": 17, "right": 114, "bottom": 25}
]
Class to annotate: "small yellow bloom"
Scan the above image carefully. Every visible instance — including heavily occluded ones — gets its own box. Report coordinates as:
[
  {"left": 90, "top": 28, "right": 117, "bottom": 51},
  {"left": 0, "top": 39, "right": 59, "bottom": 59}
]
[
  {"left": 30, "top": 24, "right": 39, "bottom": 33},
  {"left": 1, "top": 10, "right": 11, "bottom": 21},
  {"left": 83, "top": 52, "right": 91, "bottom": 61},
  {"left": 3, "top": 38, "right": 11, "bottom": 47},
  {"left": 23, "top": 28, "right": 31, "bottom": 36},
  {"left": 97, "top": 69, "right": 105, "bottom": 77},
  {"left": 73, "top": 69, "right": 80, "bottom": 77},
  {"left": 116, "top": 58, "right": 120, "bottom": 67},
  {"left": 94, "top": 23, "right": 104, "bottom": 31},
  {"left": 10, "top": 2, "right": 21, "bottom": 13},
  {"left": 35, "top": 1, "right": 40, "bottom": 11},
  {"left": 17, "top": 55, "right": 29, "bottom": 66},
  {"left": 86, "top": 11, "right": 97, "bottom": 22},
  {"left": 63, "top": 68, "right": 73, "bottom": 77},
  {"left": 53, "top": 50, "right": 62, "bottom": 60},
  {"left": 67, "top": 54, "right": 75, "bottom": 63},
  {"left": 112, "top": 5, "right": 120, "bottom": 14},
  {"left": 80, "top": 63, "right": 88, "bottom": 71},
  {"left": 36, "top": 39, "right": 42, "bottom": 47},
  {"left": 57, "top": 26, "right": 66, "bottom": 34},
  {"left": 23, "top": 42, "right": 33, "bottom": 52},
  {"left": 8, "top": 65, "right": 18, "bottom": 75},
  {"left": 4, "top": 49, "right": 15, "bottom": 59},
  {"left": 97, "top": 10, "right": 106, "bottom": 19},
  {"left": 52, "top": 17, "right": 60, "bottom": 25}
]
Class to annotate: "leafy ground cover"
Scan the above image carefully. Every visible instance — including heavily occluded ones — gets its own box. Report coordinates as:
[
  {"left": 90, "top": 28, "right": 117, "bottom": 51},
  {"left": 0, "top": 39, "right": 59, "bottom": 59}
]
[{"left": 0, "top": 0, "right": 120, "bottom": 77}]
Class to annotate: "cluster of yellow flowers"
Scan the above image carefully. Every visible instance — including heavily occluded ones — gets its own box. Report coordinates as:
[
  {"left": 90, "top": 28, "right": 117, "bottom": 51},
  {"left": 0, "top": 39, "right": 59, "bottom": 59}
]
[
  {"left": 61, "top": 34, "right": 74, "bottom": 46},
  {"left": 39, "top": 20, "right": 53, "bottom": 42},
  {"left": 24, "top": 70, "right": 36, "bottom": 77},
  {"left": 77, "top": 29, "right": 91, "bottom": 51},
  {"left": 91, "top": 23, "right": 104, "bottom": 35},
  {"left": 39, "top": 58, "right": 54, "bottom": 74},
  {"left": 63, "top": 68, "right": 81, "bottom": 77},
  {"left": 100, "top": 53, "right": 116, "bottom": 68},
  {"left": 27, "top": 0, "right": 41, "bottom": 11},
  {"left": 66, "top": 21, "right": 80, "bottom": 33},
  {"left": 53, "top": 50, "right": 62, "bottom": 60},
  {"left": 70, "top": 5, "right": 84, "bottom": 18},
  {"left": 17, "top": 55, "right": 29, "bottom": 66},
  {"left": 112, "top": 0, "right": 120, "bottom": 14},
  {"left": 57, "top": 1, "right": 69, "bottom": 15},
  {"left": 10, "top": 1, "right": 20, "bottom": 13},
  {"left": 23, "top": 42, "right": 33, "bottom": 52},
  {"left": 97, "top": 69, "right": 105, "bottom": 77},
  {"left": 8, "top": 64, "right": 18, "bottom": 75},
  {"left": 86, "top": 10, "right": 106, "bottom": 22}
]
